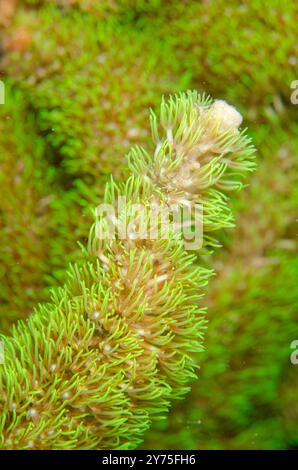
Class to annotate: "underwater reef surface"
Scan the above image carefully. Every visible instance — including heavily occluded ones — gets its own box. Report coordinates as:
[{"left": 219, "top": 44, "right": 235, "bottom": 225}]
[{"left": 0, "top": 0, "right": 297, "bottom": 449}]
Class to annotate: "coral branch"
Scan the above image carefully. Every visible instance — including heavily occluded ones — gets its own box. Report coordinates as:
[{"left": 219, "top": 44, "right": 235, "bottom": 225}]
[{"left": 0, "top": 92, "right": 254, "bottom": 449}]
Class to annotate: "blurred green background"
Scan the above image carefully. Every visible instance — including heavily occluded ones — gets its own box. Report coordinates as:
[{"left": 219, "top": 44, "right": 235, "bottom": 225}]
[{"left": 0, "top": 0, "right": 297, "bottom": 449}]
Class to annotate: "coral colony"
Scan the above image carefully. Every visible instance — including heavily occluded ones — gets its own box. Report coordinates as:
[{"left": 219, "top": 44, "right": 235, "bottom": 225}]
[{"left": 0, "top": 92, "right": 254, "bottom": 449}]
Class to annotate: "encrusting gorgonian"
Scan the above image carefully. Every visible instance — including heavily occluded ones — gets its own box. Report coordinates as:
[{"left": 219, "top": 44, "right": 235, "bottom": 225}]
[{"left": 0, "top": 91, "right": 255, "bottom": 449}]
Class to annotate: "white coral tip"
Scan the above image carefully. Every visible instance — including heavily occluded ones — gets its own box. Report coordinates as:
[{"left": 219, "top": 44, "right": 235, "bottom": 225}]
[{"left": 210, "top": 99, "right": 243, "bottom": 132}]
